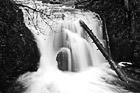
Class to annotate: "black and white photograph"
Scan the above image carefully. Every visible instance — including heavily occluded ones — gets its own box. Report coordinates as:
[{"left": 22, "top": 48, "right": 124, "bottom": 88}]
[{"left": 0, "top": 0, "right": 140, "bottom": 93}]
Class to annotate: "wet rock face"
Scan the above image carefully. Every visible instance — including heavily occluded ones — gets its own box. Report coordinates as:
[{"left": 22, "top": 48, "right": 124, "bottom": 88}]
[
  {"left": 0, "top": 0, "right": 40, "bottom": 92},
  {"left": 56, "top": 49, "right": 69, "bottom": 71}
]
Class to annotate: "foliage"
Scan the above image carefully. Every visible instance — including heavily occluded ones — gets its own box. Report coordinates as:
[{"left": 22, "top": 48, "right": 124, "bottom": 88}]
[
  {"left": 1, "top": 0, "right": 140, "bottom": 92},
  {"left": 81, "top": 0, "right": 140, "bottom": 68},
  {"left": 0, "top": 0, "right": 40, "bottom": 92},
  {"left": 75, "top": 0, "right": 140, "bottom": 86}
]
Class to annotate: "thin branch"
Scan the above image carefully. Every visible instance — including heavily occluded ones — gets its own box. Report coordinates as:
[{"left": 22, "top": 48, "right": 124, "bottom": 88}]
[
  {"left": 16, "top": 3, "right": 56, "bottom": 33},
  {"left": 16, "top": 4, "right": 53, "bottom": 21},
  {"left": 102, "top": 16, "right": 111, "bottom": 56},
  {"left": 74, "top": 0, "right": 90, "bottom": 5}
]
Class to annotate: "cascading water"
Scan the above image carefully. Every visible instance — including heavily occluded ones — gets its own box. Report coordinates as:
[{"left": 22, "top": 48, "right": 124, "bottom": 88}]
[{"left": 18, "top": 4, "right": 133, "bottom": 93}]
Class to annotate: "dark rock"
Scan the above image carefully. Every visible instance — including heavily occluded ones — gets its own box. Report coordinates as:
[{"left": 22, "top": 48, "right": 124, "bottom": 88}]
[{"left": 0, "top": 0, "right": 40, "bottom": 92}]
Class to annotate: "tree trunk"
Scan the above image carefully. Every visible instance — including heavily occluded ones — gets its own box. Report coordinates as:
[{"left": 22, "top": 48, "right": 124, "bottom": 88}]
[
  {"left": 79, "top": 20, "right": 128, "bottom": 82},
  {"left": 80, "top": 20, "right": 140, "bottom": 91}
]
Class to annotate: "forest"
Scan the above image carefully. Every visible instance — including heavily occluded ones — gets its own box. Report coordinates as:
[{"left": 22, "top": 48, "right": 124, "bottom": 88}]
[
  {"left": 74, "top": 0, "right": 140, "bottom": 83},
  {"left": 0, "top": 0, "right": 140, "bottom": 93}
]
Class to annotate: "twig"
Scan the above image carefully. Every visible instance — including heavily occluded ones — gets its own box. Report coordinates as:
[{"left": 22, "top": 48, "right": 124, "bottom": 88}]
[
  {"left": 16, "top": 3, "right": 56, "bottom": 33},
  {"left": 74, "top": 0, "right": 90, "bottom": 5},
  {"left": 24, "top": 9, "right": 38, "bottom": 30},
  {"left": 16, "top": 4, "right": 53, "bottom": 21}
]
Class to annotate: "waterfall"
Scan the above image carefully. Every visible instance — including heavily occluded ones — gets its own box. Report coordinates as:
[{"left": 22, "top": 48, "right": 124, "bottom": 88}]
[
  {"left": 54, "top": 18, "right": 106, "bottom": 71},
  {"left": 18, "top": 5, "right": 133, "bottom": 93}
]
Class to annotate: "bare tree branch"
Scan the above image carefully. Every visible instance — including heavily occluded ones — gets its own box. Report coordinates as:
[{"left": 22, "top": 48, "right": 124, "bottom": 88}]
[
  {"left": 16, "top": 3, "right": 56, "bottom": 34},
  {"left": 74, "top": 0, "right": 90, "bottom": 5}
]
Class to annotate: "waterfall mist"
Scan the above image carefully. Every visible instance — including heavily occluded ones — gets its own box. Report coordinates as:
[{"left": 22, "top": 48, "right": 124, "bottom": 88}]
[{"left": 17, "top": 6, "right": 133, "bottom": 93}]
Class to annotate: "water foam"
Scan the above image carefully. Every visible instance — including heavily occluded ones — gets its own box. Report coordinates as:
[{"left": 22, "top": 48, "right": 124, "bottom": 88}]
[{"left": 18, "top": 6, "right": 133, "bottom": 93}]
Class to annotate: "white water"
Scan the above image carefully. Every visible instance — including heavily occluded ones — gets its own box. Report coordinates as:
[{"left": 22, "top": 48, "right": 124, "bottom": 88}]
[{"left": 18, "top": 6, "right": 132, "bottom": 93}]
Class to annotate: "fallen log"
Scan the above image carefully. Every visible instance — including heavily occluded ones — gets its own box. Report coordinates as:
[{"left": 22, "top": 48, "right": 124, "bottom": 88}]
[
  {"left": 79, "top": 20, "right": 128, "bottom": 82},
  {"left": 80, "top": 20, "right": 140, "bottom": 91}
]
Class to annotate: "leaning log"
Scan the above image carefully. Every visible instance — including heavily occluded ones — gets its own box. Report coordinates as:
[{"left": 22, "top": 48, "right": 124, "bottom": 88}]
[
  {"left": 102, "top": 17, "right": 111, "bottom": 56},
  {"left": 80, "top": 20, "right": 140, "bottom": 91},
  {"left": 79, "top": 20, "right": 128, "bottom": 82}
]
